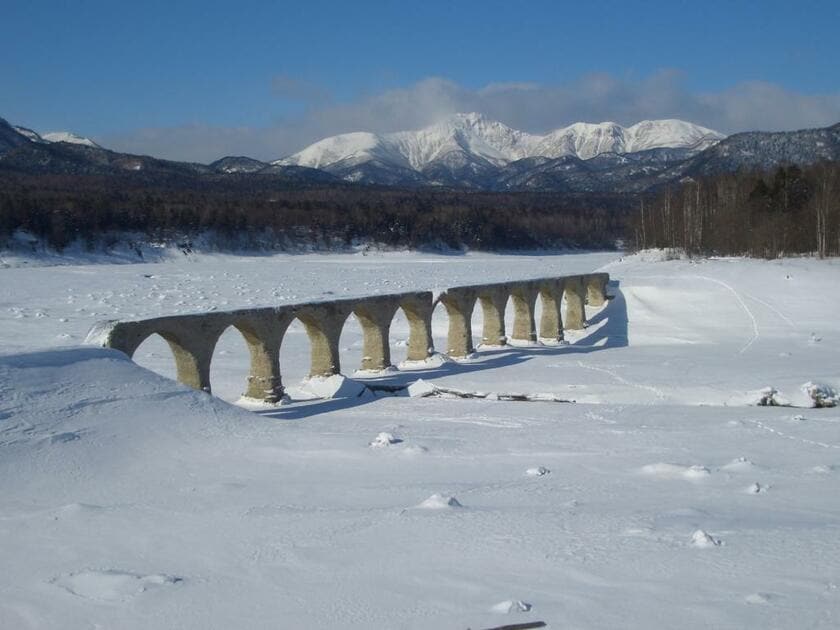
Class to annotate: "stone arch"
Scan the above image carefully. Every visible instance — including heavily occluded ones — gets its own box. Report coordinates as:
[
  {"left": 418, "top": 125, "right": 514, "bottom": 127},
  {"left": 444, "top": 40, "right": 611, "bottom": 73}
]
[
  {"left": 132, "top": 325, "right": 221, "bottom": 392},
  {"left": 352, "top": 298, "right": 401, "bottom": 372},
  {"left": 293, "top": 303, "right": 352, "bottom": 377},
  {"left": 219, "top": 312, "right": 293, "bottom": 403},
  {"left": 130, "top": 332, "right": 179, "bottom": 383}
]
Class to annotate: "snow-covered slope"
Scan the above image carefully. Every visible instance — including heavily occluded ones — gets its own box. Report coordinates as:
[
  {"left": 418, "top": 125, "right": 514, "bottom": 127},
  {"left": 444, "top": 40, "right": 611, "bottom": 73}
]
[
  {"left": 41, "top": 131, "right": 101, "bottom": 148},
  {"left": 2, "top": 252, "right": 840, "bottom": 629},
  {"left": 12, "top": 125, "right": 45, "bottom": 143},
  {"left": 276, "top": 114, "right": 724, "bottom": 176}
]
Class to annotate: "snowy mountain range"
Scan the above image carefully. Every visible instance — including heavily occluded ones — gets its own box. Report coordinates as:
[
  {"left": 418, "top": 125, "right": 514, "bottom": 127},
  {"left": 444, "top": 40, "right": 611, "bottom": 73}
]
[
  {"left": 274, "top": 113, "right": 724, "bottom": 186},
  {"left": 2, "top": 113, "right": 839, "bottom": 193},
  {"left": 12, "top": 126, "right": 100, "bottom": 148}
]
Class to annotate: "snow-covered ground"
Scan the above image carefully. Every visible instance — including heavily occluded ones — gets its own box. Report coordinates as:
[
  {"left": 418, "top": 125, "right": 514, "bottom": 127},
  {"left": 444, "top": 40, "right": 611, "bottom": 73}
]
[{"left": 1, "top": 250, "right": 839, "bottom": 629}]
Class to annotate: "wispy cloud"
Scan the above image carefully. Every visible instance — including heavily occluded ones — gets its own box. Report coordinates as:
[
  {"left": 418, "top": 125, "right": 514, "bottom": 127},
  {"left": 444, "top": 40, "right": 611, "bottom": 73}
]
[{"left": 101, "top": 72, "right": 840, "bottom": 163}]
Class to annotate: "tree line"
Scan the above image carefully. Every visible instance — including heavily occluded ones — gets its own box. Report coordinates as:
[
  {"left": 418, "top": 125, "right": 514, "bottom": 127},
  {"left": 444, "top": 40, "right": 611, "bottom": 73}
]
[
  {"left": 0, "top": 173, "right": 629, "bottom": 252},
  {"left": 628, "top": 162, "right": 840, "bottom": 258}
]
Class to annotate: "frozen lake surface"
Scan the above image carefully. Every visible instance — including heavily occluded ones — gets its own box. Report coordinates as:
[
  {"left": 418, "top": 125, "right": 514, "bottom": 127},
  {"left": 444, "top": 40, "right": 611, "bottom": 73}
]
[{"left": 1, "top": 250, "right": 839, "bottom": 629}]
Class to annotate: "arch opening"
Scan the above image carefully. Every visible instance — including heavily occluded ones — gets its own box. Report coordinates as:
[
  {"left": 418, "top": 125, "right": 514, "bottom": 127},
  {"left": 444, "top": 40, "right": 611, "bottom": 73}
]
[
  {"left": 208, "top": 324, "right": 255, "bottom": 403},
  {"left": 389, "top": 307, "right": 412, "bottom": 365},
  {"left": 132, "top": 332, "right": 178, "bottom": 383},
  {"left": 338, "top": 312, "right": 367, "bottom": 375},
  {"left": 278, "top": 317, "right": 314, "bottom": 389}
]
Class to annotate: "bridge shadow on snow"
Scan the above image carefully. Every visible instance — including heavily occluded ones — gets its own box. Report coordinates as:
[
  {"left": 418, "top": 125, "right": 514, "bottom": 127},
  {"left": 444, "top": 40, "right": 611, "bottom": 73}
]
[{"left": 256, "top": 280, "right": 627, "bottom": 420}]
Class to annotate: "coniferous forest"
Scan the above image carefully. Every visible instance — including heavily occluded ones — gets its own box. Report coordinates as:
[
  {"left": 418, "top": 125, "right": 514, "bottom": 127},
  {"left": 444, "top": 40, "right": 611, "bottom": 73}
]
[
  {"left": 628, "top": 162, "right": 840, "bottom": 258},
  {"left": 2, "top": 162, "right": 840, "bottom": 257},
  {"left": 0, "top": 172, "right": 629, "bottom": 252}
]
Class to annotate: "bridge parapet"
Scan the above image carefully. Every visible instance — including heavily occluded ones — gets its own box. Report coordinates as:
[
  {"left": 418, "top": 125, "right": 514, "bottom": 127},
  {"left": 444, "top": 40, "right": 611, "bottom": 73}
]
[{"left": 87, "top": 273, "right": 609, "bottom": 402}]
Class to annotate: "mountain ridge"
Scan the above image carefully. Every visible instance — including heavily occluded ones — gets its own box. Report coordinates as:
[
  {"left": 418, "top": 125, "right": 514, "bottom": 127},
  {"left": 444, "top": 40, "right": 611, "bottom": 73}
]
[{"left": 2, "top": 114, "right": 839, "bottom": 194}]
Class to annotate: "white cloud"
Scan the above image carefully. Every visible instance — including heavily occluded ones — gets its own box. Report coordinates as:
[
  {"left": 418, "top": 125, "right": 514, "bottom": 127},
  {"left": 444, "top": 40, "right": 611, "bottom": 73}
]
[{"left": 101, "top": 72, "right": 840, "bottom": 163}]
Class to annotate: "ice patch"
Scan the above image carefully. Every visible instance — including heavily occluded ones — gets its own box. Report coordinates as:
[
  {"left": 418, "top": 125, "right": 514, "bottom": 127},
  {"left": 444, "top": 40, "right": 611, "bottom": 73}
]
[
  {"left": 490, "top": 599, "right": 533, "bottom": 614},
  {"left": 369, "top": 432, "right": 402, "bottom": 448},
  {"left": 690, "top": 529, "right": 722, "bottom": 548},
  {"left": 641, "top": 463, "right": 711, "bottom": 480},
  {"left": 297, "top": 375, "right": 369, "bottom": 399},
  {"left": 415, "top": 494, "right": 462, "bottom": 510},
  {"left": 525, "top": 466, "right": 550, "bottom": 477},
  {"left": 52, "top": 570, "right": 182, "bottom": 602}
]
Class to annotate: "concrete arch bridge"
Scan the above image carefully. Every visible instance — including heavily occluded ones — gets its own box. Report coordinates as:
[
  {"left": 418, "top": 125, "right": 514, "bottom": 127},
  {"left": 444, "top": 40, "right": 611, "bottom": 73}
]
[{"left": 86, "top": 273, "right": 609, "bottom": 403}]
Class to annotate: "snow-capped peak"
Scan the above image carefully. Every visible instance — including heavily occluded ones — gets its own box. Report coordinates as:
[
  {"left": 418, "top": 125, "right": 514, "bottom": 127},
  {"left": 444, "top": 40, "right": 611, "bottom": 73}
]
[
  {"left": 276, "top": 114, "right": 724, "bottom": 172},
  {"left": 13, "top": 126, "right": 45, "bottom": 143},
  {"left": 40, "top": 131, "right": 100, "bottom": 148}
]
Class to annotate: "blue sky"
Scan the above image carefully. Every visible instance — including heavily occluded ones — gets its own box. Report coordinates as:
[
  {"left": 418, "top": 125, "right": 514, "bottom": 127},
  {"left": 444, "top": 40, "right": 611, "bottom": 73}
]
[{"left": 2, "top": 0, "right": 839, "bottom": 161}]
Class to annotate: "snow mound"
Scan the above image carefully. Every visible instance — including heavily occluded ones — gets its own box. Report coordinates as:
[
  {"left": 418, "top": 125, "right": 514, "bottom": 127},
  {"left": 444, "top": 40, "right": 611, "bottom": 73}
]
[
  {"left": 690, "top": 529, "right": 722, "bottom": 548},
  {"left": 720, "top": 457, "right": 755, "bottom": 472},
  {"left": 369, "top": 432, "right": 402, "bottom": 448},
  {"left": 415, "top": 494, "right": 463, "bottom": 510},
  {"left": 525, "top": 466, "right": 551, "bottom": 477},
  {"left": 799, "top": 382, "right": 838, "bottom": 408},
  {"left": 640, "top": 463, "right": 711, "bottom": 480},
  {"left": 52, "top": 570, "right": 182, "bottom": 602},
  {"left": 490, "top": 599, "right": 533, "bottom": 614},
  {"left": 745, "top": 592, "right": 772, "bottom": 605},
  {"left": 298, "top": 374, "right": 369, "bottom": 399},
  {"left": 399, "top": 353, "right": 453, "bottom": 370},
  {"left": 751, "top": 387, "right": 790, "bottom": 407},
  {"left": 745, "top": 482, "right": 767, "bottom": 494}
]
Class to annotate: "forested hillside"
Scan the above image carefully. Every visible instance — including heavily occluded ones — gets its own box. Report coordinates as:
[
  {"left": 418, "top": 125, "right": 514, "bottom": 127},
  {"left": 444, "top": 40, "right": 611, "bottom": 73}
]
[
  {"left": 628, "top": 162, "right": 840, "bottom": 258},
  {"left": 0, "top": 173, "right": 628, "bottom": 252}
]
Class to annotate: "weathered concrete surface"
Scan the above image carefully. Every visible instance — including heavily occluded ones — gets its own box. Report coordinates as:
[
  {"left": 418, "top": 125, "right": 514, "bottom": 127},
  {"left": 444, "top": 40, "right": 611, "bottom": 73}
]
[
  {"left": 537, "top": 278, "right": 565, "bottom": 342},
  {"left": 437, "top": 287, "right": 478, "bottom": 358},
  {"left": 476, "top": 286, "right": 508, "bottom": 347},
  {"left": 587, "top": 273, "right": 609, "bottom": 307},
  {"left": 563, "top": 276, "right": 587, "bottom": 330},
  {"left": 509, "top": 282, "right": 539, "bottom": 343},
  {"left": 87, "top": 273, "right": 609, "bottom": 401}
]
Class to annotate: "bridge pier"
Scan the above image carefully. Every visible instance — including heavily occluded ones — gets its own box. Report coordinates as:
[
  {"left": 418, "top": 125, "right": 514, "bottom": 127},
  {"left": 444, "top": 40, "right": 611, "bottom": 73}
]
[
  {"left": 438, "top": 288, "right": 477, "bottom": 358},
  {"left": 294, "top": 304, "right": 351, "bottom": 378},
  {"left": 509, "top": 283, "right": 538, "bottom": 343},
  {"left": 399, "top": 294, "right": 435, "bottom": 361},
  {"left": 537, "top": 280, "right": 565, "bottom": 343},
  {"left": 477, "top": 286, "right": 508, "bottom": 347},
  {"left": 87, "top": 276, "right": 609, "bottom": 401},
  {"left": 234, "top": 311, "right": 295, "bottom": 402},
  {"left": 353, "top": 298, "right": 401, "bottom": 371},
  {"left": 587, "top": 273, "right": 609, "bottom": 306},
  {"left": 564, "top": 276, "right": 587, "bottom": 330}
]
